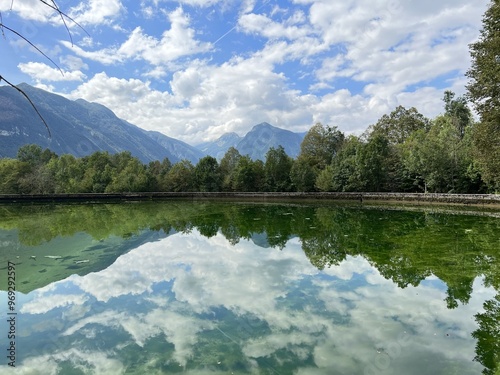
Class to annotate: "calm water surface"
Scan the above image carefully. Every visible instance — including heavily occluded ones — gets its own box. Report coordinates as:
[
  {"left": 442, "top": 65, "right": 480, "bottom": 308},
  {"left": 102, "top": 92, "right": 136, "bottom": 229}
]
[{"left": 0, "top": 201, "right": 499, "bottom": 374}]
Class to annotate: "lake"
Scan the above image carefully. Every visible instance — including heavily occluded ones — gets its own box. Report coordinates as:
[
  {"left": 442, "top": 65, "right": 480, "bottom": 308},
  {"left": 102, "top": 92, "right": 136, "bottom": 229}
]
[{"left": 0, "top": 201, "right": 499, "bottom": 374}]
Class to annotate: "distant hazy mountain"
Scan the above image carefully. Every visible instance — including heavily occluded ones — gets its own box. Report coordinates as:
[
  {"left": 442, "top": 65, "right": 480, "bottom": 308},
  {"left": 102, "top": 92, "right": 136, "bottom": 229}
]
[
  {"left": 143, "top": 130, "right": 206, "bottom": 164},
  {"left": 198, "top": 122, "right": 305, "bottom": 161},
  {"left": 196, "top": 132, "right": 242, "bottom": 160},
  {"left": 0, "top": 83, "right": 204, "bottom": 164},
  {"left": 237, "top": 122, "right": 304, "bottom": 160}
]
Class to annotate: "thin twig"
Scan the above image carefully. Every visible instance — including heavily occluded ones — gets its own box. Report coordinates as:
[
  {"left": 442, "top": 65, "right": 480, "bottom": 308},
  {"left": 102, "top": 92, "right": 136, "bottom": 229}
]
[
  {"left": 0, "top": 75, "right": 51, "bottom": 137},
  {"left": 50, "top": 0, "right": 74, "bottom": 46},
  {"left": 39, "top": 0, "right": 90, "bottom": 41},
  {"left": 0, "top": 0, "right": 89, "bottom": 138},
  {"left": 0, "top": 23, "right": 63, "bottom": 74},
  {"left": 0, "top": 12, "right": 4, "bottom": 39}
]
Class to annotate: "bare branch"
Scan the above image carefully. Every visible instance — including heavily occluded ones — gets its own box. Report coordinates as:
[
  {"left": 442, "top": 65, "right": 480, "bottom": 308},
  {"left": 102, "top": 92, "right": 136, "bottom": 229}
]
[
  {"left": 0, "top": 0, "right": 90, "bottom": 138},
  {"left": 0, "top": 12, "right": 4, "bottom": 39},
  {"left": 0, "top": 75, "right": 51, "bottom": 138},
  {"left": 0, "top": 23, "right": 63, "bottom": 74},
  {"left": 39, "top": 0, "right": 90, "bottom": 42}
]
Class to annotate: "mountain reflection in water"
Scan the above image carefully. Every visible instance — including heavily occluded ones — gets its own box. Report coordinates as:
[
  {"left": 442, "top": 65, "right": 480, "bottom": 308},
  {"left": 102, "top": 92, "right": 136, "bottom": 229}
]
[{"left": 0, "top": 201, "right": 498, "bottom": 374}]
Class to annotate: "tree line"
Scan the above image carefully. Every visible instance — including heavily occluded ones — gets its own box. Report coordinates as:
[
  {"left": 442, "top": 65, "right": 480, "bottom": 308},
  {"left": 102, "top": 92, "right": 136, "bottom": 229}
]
[{"left": 0, "top": 90, "right": 497, "bottom": 194}]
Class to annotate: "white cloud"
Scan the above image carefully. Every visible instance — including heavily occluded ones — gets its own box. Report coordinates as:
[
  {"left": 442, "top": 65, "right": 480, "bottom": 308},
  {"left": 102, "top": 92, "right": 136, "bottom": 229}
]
[
  {"left": 0, "top": 0, "right": 60, "bottom": 23},
  {"left": 308, "top": 0, "right": 488, "bottom": 90},
  {"left": 68, "top": 54, "right": 318, "bottom": 143},
  {"left": 144, "top": 309, "right": 214, "bottom": 366},
  {"left": 0, "top": 0, "right": 123, "bottom": 27},
  {"left": 20, "top": 294, "right": 88, "bottom": 314},
  {"left": 0, "top": 348, "right": 125, "bottom": 375},
  {"left": 33, "top": 83, "right": 56, "bottom": 92},
  {"left": 238, "top": 12, "right": 312, "bottom": 40},
  {"left": 69, "top": 0, "right": 124, "bottom": 26},
  {"left": 143, "top": 0, "right": 226, "bottom": 7},
  {"left": 59, "top": 55, "right": 88, "bottom": 71},
  {"left": 240, "top": 0, "right": 257, "bottom": 14},
  {"left": 59, "top": 42, "right": 120, "bottom": 65},
  {"left": 18, "top": 62, "right": 86, "bottom": 82},
  {"left": 62, "top": 7, "right": 211, "bottom": 66}
]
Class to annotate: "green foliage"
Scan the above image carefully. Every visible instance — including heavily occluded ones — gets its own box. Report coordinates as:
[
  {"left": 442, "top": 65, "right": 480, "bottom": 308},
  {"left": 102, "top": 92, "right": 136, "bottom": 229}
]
[
  {"left": 466, "top": 0, "right": 500, "bottom": 191},
  {"left": 232, "top": 156, "right": 264, "bottom": 192},
  {"left": 290, "top": 156, "right": 317, "bottom": 192},
  {"left": 194, "top": 156, "right": 221, "bottom": 192},
  {"left": 358, "top": 133, "right": 391, "bottom": 191},
  {"left": 47, "top": 154, "right": 85, "bottom": 193},
  {"left": 473, "top": 119, "right": 500, "bottom": 191},
  {"left": 264, "top": 146, "right": 293, "bottom": 191},
  {"left": 299, "top": 123, "right": 345, "bottom": 170},
  {"left": 219, "top": 147, "right": 242, "bottom": 191},
  {"left": 0, "top": 158, "right": 29, "bottom": 193},
  {"left": 165, "top": 160, "right": 195, "bottom": 192},
  {"left": 466, "top": 0, "right": 500, "bottom": 120},
  {"left": 316, "top": 136, "right": 361, "bottom": 191},
  {"left": 17, "top": 164, "right": 56, "bottom": 194},
  {"left": 368, "top": 105, "right": 431, "bottom": 145},
  {"left": 106, "top": 157, "right": 150, "bottom": 192},
  {"left": 472, "top": 294, "right": 500, "bottom": 375},
  {"left": 17, "top": 144, "right": 54, "bottom": 166},
  {"left": 79, "top": 151, "right": 113, "bottom": 193},
  {"left": 317, "top": 136, "right": 364, "bottom": 192},
  {"left": 317, "top": 135, "right": 383, "bottom": 193},
  {"left": 145, "top": 159, "right": 167, "bottom": 191},
  {"left": 147, "top": 157, "right": 173, "bottom": 191},
  {"left": 443, "top": 90, "right": 473, "bottom": 138},
  {"left": 401, "top": 116, "right": 479, "bottom": 193}
]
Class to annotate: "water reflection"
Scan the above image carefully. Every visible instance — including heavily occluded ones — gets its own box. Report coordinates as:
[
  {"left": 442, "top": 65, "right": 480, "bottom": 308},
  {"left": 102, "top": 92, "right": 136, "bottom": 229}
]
[{"left": 0, "top": 202, "right": 499, "bottom": 374}]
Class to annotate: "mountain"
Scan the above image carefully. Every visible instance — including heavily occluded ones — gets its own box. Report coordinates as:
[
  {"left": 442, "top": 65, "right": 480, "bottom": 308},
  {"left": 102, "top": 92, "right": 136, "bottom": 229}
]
[
  {"left": 0, "top": 83, "right": 204, "bottom": 164},
  {"left": 142, "top": 130, "right": 205, "bottom": 164},
  {"left": 196, "top": 132, "right": 242, "bottom": 160},
  {"left": 197, "top": 123, "right": 305, "bottom": 161},
  {"left": 237, "top": 122, "right": 304, "bottom": 160}
]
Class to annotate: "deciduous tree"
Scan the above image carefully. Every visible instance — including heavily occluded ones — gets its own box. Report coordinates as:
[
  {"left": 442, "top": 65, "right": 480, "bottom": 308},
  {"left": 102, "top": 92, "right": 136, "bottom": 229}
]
[
  {"left": 466, "top": 0, "right": 500, "bottom": 191},
  {"left": 368, "top": 105, "right": 431, "bottom": 145},
  {"left": 264, "top": 146, "right": 293, "bottom": 192},
  {"left": 165, "top": 160, "right": 195, "bottom": 192},
  {"left": 195, "top": 156, "right": 221, "bottom": 192},
  {"left": 220, "top": 147, "right": 242, "bottom": 191},
  {"left": 299, "top": 123, "right": 345, "bottom": 170}
]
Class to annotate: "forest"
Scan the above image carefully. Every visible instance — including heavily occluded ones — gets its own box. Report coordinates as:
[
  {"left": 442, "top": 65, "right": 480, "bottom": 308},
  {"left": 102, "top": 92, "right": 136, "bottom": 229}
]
[{"left": 0, "top": 90, "right": 496, "bottom": 194}]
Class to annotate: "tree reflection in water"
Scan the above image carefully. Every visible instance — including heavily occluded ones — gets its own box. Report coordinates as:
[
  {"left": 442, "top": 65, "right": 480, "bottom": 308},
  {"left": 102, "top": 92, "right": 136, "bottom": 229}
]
[{"left": 1, "top": 201, "right": 499, "bottom": 373}]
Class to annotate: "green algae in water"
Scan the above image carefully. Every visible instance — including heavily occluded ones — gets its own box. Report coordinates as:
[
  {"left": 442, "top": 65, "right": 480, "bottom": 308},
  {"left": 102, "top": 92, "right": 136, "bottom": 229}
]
[{"left": 0, "top": 201, "right": 498, "bottom": 374}]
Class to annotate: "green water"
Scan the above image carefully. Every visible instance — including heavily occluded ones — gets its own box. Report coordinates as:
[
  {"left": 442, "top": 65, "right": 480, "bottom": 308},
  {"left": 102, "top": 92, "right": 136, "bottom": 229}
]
[{"left": 0, "top": 201, "right": 499, "bottom": 374}]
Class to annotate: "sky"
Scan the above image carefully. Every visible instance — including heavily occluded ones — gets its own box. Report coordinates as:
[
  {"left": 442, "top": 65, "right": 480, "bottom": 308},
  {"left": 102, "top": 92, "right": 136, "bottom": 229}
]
[{"left": 0, "top": 0, "right": 491, "bottom": 145}]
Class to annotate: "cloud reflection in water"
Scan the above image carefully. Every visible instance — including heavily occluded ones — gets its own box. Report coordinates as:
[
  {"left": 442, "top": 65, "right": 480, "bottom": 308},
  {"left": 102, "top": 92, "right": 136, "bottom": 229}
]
[{"left": 6, "top": 230, "right": 493, "bottom": 374}]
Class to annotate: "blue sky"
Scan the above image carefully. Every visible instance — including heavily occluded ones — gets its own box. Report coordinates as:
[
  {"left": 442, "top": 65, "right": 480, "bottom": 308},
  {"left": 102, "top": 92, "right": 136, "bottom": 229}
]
[{"left": 0, "top": 0, "right": 490, "bottom": 144}]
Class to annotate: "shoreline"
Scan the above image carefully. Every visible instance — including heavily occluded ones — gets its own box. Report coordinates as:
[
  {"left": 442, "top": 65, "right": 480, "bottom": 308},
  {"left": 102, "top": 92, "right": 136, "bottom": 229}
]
[{"left": 0, "top": 192, "right": 499, "bottom": 207}]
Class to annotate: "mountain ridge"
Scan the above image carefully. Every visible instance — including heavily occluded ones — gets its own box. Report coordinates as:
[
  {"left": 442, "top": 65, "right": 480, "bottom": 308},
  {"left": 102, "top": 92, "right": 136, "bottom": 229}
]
[
  {"left": 0, "top": 84, "right": 307, "bottom": 163},
  {"left": 199, "top": 122, "right": 305, "bottom": 160},
  {"left": 0, "top": 84, "right": 204, "bottom": 164}
]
